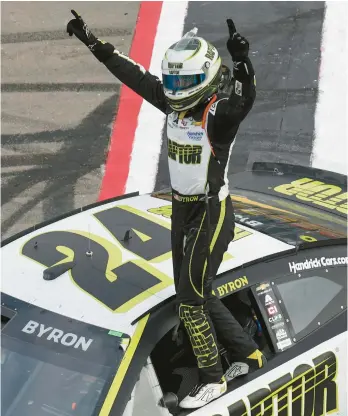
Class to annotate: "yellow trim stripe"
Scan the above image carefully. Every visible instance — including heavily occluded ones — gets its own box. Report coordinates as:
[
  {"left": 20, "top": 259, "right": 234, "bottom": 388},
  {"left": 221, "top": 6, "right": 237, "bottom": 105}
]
[
  {"left": 189, "top": 212, "right": 206, "bottom": 298},
  {"left": 202, "top": 198, "right": 226, "bottom": 289},
  {"left": 118, "top": 205, "right": 171, "bottom": 230},
  {"left": 99, "top": 314, "right": 150, "bottom": 415}
]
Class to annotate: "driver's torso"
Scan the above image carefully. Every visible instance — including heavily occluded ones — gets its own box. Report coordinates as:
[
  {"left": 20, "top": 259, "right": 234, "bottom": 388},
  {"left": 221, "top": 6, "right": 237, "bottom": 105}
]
[{"left": 167, "top": 109, "right": 212, "bottom": 197}]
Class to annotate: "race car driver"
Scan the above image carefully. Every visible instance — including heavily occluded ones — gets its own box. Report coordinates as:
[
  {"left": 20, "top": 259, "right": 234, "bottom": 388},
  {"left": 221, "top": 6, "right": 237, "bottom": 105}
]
[{"left": 67, "top": 11, "right": 266, "bottom": 409}]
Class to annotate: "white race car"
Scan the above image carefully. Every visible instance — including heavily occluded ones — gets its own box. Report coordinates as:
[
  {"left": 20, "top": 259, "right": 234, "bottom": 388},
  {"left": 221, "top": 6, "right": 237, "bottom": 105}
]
[{"left": 1, "top": 163, "right": 347, "bottom": 416}]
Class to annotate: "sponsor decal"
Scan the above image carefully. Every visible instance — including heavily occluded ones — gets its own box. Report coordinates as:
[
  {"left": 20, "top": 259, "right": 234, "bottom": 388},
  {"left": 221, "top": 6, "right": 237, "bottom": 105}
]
[
  {"left": 273, "top": 177, "right": 347, "bottom": 214},
  {"left": 168, "top": 62, "right": 183, "bottom": 69},
  {"left": 259, "top": 288, "right": 272, "bottom": 295},
  {"left": 265, "top": 294, "right": 274, "bottom": 305},
  {"left": 168, "top": 139, "right": 202, "bottom": 164},
  {"left": 205, "top": 43, "right": 216, "bottom": 60},
  {"left": 215, "top": 276, "right": 249, "bottom": 297},
  {"left": 277, "top": 338, "right": 292, "bottom": 350},
  {"left": 235, "top": 79, "right": 242, "bottom": 96},
  {"left": 271, "top": 321, "right": 285, "bottom": 330},
  {"left": 209, "top": 102, "right": 217, "bottom": 116},
  {"left": 256, "top": 283, "right": 269, "bottom": 292},
  {"left": 226, "top": 351, "right": 338, "bottom": 416},
  {"left": 289, "top": 256, "right": 348, "bottom": 273},
  {"left": 235, "top": 213, "right": 263, "bottom": 227},
  {"left": 22, "top": 320, "right": 93, "bottom": 351},
  {"left": 173, "top": 195, "right": 200, "bottom": 203},
  {"left": 269, "top": 314, "right": 283, "bottom": 323},
  {"left": 275, "top": 328, "right": 288, "bottom": 341},
  {"left": 108, "top": 330, "right": 123, "bottom": 337},
  {"left": 187, "top": 131, "right": 203, "bottom": 141},
  {"left": 267, "top": 306, "right": 278, "bottom": 316}
]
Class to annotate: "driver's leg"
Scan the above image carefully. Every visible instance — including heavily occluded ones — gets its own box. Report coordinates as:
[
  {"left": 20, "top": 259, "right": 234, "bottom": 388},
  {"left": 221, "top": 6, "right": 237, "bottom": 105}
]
[{"left": 203, "top": 197, "right": 267, "bottom": 378}]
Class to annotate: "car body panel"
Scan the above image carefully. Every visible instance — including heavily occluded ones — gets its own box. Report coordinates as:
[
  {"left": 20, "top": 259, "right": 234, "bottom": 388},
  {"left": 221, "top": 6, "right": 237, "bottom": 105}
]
[
  {"left": 1, "top": 163, "right": 347, "bottom": 416},
  {"left": 190, "top": 332, "right": 346, "bottom": 416},
  {"left": 1, "top": 194, "right": 293, "bottom": 336}
]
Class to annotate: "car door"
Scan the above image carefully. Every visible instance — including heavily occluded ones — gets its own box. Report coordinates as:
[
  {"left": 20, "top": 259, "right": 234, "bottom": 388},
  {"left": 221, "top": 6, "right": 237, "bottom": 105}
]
[{"left": 122, "top": 357, "right": 171, "bottom": 416}]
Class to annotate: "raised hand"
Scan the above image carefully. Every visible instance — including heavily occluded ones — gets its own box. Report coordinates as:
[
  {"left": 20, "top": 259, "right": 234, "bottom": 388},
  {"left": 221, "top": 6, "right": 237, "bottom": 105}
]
[{"left": 226, "top": 18, "right": 249, "bottom": 60}]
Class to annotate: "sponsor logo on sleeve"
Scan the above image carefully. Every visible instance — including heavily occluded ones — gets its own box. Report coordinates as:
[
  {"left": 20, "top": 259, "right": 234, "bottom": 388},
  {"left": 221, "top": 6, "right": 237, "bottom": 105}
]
[
  {"left": 235, "top": 80, "right": 242, "bottom": 96},
  {"left": 289, "top": 256, "right": 348, "bottom": 273},
  {"left": 209, "top": 102, "right": 217, "bottom": 116}
]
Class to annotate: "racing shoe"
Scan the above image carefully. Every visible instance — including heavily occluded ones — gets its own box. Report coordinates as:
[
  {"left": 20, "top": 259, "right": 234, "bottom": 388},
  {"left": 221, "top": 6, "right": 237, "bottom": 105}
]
[
  {"left": 179, "top": 377, "right": 227, "bottom": 409},
  {"left": 224, "top": 349, "right": 267, "bottom": 383}
]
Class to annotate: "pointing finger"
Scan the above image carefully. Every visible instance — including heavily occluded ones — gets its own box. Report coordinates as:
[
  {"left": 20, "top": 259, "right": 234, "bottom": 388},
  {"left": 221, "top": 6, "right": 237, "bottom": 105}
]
[
  {"left": 226, "top": 18, "right": 236, "bottom": 36},
  {"left": 71, "top": 9, "right": 80, "bottom": 19}
]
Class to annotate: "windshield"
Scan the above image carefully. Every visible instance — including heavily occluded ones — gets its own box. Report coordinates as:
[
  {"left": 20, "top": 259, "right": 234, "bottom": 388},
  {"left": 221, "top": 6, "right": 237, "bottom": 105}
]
[
  {"left": 230, "top": 189, "right": 347, "bottom": 245},
  {"left": 151, "top": 189, "right": 347, "bottom": 245},
  {"left": 1, "top": 337, "right": 112, "bottom": 416},
  {"left": 1, "top": 298, "right": 127, "bottom": 416}
]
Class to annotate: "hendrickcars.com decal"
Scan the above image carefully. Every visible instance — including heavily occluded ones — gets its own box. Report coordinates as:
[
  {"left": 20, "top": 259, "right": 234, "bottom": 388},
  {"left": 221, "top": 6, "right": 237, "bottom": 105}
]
[
  {"left": 289, "top": 256, "right": 348, "bottom": 274},
  {"left": 274, "top": 178, "right": 347, "bottom": 215}
]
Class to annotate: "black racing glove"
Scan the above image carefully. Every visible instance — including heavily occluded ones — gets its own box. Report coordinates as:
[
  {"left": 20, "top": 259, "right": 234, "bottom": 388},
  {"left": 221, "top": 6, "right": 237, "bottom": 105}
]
[
  {"left": 67, "top": 10, "right": 114, "bottom": 62},
  {"left": 226, "top": 18, "right": 249, "bottom": 61}
]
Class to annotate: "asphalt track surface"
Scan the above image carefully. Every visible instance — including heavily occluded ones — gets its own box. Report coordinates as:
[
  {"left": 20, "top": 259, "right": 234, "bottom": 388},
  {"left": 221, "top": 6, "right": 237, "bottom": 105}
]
[
  {"left": 1, "top": 1, "right": 324, "bottom": 239},
  {"left": 155, "top": 1, "right": 324, "bottom": 190},
  {"left": 1, "top": 2, "right": 139, "bottom": 239}
]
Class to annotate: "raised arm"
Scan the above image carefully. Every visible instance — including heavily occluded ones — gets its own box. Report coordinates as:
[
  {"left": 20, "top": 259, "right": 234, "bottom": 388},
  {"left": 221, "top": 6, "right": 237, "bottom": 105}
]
[
  {"left": 214, "top": 19, "right": 256, "bottom": 134},
  {"left": 67, "top": 10, "right": 169, "bottom": 114}
]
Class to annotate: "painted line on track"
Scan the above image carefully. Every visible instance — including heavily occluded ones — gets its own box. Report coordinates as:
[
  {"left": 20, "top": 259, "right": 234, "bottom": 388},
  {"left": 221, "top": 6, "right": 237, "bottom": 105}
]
[
  {"left": 98, "top": 1, "right": 163, "bottom": 201},
  {"left": 311, "top": 1, "right": 348, "bottom": 176},
  {"left": 125, "top": 1, "right": 189, "bottom": 195}
]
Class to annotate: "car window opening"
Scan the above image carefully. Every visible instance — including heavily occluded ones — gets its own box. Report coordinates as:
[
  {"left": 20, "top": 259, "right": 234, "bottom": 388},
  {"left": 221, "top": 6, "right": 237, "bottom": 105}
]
[
  {"left": 149, "top": 263, "right": 346, "bottom": 416},
  {"left": 150, "top": 287, "right": 274, "bottom": 415}
]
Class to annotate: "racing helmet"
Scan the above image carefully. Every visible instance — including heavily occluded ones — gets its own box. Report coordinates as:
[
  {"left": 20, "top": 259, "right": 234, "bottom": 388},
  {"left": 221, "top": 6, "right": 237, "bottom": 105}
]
[{"left": 161, "top": 28, "right": 222, "bottom": 111}]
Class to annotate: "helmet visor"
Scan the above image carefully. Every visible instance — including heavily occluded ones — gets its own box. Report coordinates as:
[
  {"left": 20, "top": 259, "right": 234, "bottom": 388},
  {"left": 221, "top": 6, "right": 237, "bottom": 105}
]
[{"left": 163, "top": 73, "right": 206, "bottom": 92}]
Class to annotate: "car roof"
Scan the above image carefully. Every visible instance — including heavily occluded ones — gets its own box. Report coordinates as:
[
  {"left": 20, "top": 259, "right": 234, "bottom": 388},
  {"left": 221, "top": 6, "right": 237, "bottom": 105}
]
[{"left": 1, "top": 193, "right": 293, "bottom": 336}]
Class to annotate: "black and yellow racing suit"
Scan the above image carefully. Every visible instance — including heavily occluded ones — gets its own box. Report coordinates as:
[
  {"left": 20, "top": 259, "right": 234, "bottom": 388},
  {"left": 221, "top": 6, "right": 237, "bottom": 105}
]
[{"left": 90, "top": 44, "right": 258, "bottom": 383}]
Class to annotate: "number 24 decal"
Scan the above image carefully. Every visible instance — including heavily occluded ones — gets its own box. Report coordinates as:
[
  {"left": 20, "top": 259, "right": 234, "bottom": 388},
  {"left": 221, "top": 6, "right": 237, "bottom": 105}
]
[{"left": 22, "top": 205, "right": 173, "bottom": 313}]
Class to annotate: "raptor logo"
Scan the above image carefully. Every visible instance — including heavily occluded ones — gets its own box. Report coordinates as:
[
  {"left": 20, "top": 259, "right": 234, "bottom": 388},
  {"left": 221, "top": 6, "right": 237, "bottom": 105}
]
[{"left": 221, "top": 351, "right": 338, "bottom": 416}]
